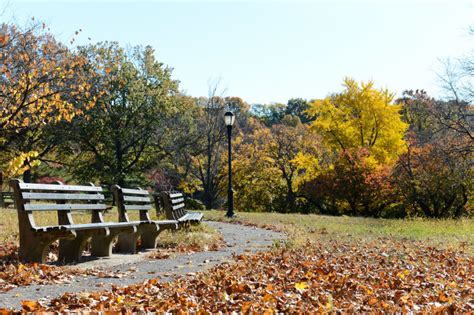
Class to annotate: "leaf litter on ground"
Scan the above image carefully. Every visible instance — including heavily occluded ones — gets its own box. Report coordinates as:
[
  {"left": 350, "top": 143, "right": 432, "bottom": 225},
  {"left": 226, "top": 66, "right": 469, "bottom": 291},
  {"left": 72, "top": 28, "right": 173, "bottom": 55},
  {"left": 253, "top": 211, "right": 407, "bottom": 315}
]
[{"left": 2, "top": 235, "right": 471, "bottom": 313}]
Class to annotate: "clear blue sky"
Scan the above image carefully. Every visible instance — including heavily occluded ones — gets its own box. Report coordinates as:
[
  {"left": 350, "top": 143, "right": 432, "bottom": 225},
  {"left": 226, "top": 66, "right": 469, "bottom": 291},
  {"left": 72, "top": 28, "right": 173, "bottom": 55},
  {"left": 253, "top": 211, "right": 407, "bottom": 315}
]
[{"left": 1, "top": 0, "right": 473, "bottom": 104}]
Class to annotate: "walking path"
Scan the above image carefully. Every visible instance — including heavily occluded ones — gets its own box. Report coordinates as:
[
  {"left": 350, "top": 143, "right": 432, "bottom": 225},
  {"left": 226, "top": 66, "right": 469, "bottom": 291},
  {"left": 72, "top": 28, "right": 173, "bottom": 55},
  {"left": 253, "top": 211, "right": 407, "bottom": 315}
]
[{"left": 0, "top": 221, "right": 285, "bottom": 309}]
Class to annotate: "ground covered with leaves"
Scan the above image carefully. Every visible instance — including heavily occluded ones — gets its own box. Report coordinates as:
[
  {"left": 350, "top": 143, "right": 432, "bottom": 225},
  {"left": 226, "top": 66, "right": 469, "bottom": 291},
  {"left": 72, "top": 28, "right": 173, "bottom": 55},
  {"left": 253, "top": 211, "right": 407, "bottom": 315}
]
[
  {"left": 0, "top": 215, "right": 223, "bottom": 294},
  {"left": 1, "top": 210, "right": 473, "bottom": 312},
  {"left": 13, "top": 238, "right": 473, "bottom": 313}
]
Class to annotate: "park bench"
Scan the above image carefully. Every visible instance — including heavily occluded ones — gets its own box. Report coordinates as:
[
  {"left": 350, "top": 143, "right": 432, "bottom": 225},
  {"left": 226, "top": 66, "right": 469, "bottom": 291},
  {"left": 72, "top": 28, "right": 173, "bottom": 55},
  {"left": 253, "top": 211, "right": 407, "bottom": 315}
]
[
  {"left": 10, "top": 179, "right": 138, "bottom": 263},
  {"left": 160, "top": 191, "right": 203, "bottom": 224},
  {"left": 112, "top": 185, "right": 179, "bottom": 253},
  {"left": 0, "top": 191, "right": 14, "bottom": 208}
]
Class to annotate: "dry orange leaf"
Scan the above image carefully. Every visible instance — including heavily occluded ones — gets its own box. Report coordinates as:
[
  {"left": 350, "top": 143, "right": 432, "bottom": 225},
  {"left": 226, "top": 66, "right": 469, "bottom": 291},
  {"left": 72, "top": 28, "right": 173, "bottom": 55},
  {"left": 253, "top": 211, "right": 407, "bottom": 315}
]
[
  {"left": 241, "top": 301, "right": 252, "bottom": 313},
  {"left": 21, "top": 300, "right": 41, "bottom": 312}
]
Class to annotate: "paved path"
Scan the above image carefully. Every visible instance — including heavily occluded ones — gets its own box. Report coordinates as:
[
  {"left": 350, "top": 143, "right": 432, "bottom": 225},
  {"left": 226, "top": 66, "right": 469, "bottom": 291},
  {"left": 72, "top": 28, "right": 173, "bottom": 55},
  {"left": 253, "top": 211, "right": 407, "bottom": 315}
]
[{"left": 0, "top": 221, "right": 285, "bottom": 309}]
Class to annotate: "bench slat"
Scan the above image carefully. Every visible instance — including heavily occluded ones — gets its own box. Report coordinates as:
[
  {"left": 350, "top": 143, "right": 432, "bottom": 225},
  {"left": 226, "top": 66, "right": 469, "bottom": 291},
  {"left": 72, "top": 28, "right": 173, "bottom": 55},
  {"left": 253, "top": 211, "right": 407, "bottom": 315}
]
[
  {"left": 172, "top": 203, "right": 185, "bottom": 211},
  {"left": 130, "top": 219, "right": 178, "bottom": 226},
  {"left": 124, "top": 204, "right": 152, "bottom": 211},
  {"left": 121, "top": 188, "right": 149, "bottom": 195},
  {"left": 178, "top": 212, "right": 202, "bottom": 221},
  {"left": 155, "top": 219, "right": 179, "bottom": 225},
  {"left": 22, "top": 192, "right": 104, "bottom": 201},
  {"left": 24, "top": 204, "right": 107, "bottom": 211},
  {"left": 19, "top": 183, "right": 102, "bottom": 192},
  {"left": 64, "top": 222, "right": 137, "bottom": 230},
  {"left": 171, "top": 197, "right": 184, "bottom": 204},
  {"left": 123, "top": 196, "right": 150, "bottom": 202},
  {"left": 169, "top": 193, "right": 182, "bottom": 198},
  {"left": 189, "top": 212, "right": 204, "bottom": 220}
]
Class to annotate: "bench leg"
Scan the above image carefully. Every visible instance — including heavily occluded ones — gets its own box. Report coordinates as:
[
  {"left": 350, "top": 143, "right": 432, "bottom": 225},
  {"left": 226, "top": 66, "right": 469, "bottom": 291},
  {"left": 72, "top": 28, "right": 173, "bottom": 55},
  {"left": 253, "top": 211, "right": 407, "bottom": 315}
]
[
  {"left": 116, "top": 233, "right": 138, "bottom": 254},
  {"left": 59, "top": 235, "right": 90, "bottom": 264},
  {"left": 19, "top": 237, "right": 55, "bottom": 263},
  {"left": 178, "top": 222, "right": 190, "bottom": 229},
  {"left": 140, "top": 231, "right": 161, "bottom": 249},
  {"left": 90, "top": 234, "right": 117, "bottom": 257}
]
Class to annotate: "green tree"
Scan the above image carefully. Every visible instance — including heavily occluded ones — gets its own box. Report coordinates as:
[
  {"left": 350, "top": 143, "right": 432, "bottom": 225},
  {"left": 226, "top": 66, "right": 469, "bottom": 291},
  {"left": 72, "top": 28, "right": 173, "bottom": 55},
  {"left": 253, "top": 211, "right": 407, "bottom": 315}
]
[
  {"left": 58, "top": 42, "right": 182, "bottom": 186},
  {"left": 252, "top": 98, "right": 312, "bottom": 126},
  {"left": 285, "top": 98, "right": 312, "bottom": 123}
]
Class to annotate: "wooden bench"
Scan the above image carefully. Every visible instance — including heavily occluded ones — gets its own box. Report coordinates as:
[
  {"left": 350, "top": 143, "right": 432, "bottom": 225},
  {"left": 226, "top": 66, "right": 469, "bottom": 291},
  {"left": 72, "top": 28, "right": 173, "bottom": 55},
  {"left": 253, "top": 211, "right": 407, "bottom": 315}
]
[
  {"left": 10, "top": 179, "right": 138, "bottom": 263},
  {"left": 112, "top": 185, "right": 179, "bottom": 253},
  {"left": 160, "top": 191, "right": 203, "bottom": 224}
]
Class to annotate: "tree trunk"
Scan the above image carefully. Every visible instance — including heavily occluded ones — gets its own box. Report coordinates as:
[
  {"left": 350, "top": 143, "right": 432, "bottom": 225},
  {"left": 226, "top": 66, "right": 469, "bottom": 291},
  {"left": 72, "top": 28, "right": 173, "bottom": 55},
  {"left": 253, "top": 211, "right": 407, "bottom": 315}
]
[
  {"left": 115, "top": 137, "right": 124, "bottom": 187},
  {"left": 417, "top": 199, "right": 433, "bottom": 218},
  {"left": 454, "top": 185, "right": 467, "bottom": 218},
  {"left": 286, "top": 187, "right": 296, "bottom": 213},
  {"left": 204, "top": 135, "right": 213, "bottom": 210},
  {"left": 0, "top": 172, "right": 4, "bottom": 208}
]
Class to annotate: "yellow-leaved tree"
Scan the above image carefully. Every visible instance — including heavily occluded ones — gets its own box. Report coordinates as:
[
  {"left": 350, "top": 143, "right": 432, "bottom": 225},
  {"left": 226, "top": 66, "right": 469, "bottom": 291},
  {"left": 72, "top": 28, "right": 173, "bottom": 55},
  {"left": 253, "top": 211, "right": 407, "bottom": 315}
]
[
  {"left": 230, "top": 124, "right": 282, "bottom": 212},
  {"left": 227, "top": 116, "right": 322, "bottom": 213},
  {"left": 0, "top": 22, "right": 95, "bottom": 182},
  {"left": 307, "top": 78, "right": 407, "bottom": 167},
  {"left": 298, "top": 78, "right": 408, "bottom": 216}
]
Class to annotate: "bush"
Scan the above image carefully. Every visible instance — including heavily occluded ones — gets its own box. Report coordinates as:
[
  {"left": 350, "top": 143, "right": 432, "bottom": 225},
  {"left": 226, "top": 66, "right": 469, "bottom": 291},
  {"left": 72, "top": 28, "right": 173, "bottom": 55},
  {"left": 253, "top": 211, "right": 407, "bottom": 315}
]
[{"left": 185, "top": 198, "right": 206, "bottom": 210}]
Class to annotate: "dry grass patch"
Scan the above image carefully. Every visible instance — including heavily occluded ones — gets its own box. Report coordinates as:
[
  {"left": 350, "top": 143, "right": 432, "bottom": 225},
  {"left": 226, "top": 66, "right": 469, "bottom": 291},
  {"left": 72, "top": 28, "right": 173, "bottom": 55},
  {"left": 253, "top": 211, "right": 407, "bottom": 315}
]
[
  {"left": 202, "top": 210, "right": 474, "bottom": 254},
  {"left": 148, "top": 224, "right": 225, "bottom": 259}
]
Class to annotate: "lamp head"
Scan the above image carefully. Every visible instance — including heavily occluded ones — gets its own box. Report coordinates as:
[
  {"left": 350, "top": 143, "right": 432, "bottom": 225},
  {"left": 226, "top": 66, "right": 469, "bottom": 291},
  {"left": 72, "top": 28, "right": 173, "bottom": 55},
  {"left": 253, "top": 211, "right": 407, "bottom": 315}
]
[{"left": 224, "top": 111, "right": 235, "bottom": 126}]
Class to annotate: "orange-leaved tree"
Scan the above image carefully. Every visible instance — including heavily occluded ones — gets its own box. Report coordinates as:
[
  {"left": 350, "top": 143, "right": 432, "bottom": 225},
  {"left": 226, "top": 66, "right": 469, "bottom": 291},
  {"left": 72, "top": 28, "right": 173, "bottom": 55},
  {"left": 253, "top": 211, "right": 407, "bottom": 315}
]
[{"left": 0, "top": 22, "right": 95, "bottom": 181}]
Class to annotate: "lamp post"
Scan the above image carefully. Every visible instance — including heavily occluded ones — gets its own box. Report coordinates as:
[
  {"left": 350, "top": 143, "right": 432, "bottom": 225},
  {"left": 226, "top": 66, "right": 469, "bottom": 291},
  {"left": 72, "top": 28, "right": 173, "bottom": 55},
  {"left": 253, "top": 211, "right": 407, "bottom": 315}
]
[{"left": 224, "top": 111, "right": 235, "bottom": 218}]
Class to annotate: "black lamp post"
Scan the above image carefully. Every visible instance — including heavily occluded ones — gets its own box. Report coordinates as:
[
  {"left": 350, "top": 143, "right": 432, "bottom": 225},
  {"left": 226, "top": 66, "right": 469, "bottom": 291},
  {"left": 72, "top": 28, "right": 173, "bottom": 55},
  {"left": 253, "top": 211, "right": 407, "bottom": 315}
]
[{"left": 224, "top": 111, "right": 235, "bottom": 218}]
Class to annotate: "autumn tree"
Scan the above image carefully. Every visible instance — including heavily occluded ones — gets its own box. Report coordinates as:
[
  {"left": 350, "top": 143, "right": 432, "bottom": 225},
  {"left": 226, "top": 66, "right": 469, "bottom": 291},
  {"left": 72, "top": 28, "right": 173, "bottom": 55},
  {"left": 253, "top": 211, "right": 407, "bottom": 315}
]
[
  {"left": 267, "top": 116, "right": 320, "bottom": 212},
  {"left": 302, "top": 149, "right": 398, "bottom": 217},
  {"left": 301, "top": 78, "right": 407, "bottom": 215},
  {"left": 227, "top": 115, "right": 321, "bottom": 213},
  {"left": 308, "top": 78, "right": 407, "bottom": 165},
  {"left": 0, "top": 22, "right": 94, "bottom": 182},
  {"left": 394, "top": 90, "right": 473, "bottom": 218},
  {"left": 398, "top": 89, "right": 472, "bottom": 149},
  {"left": 394, "top": 139, "right": 472, "bottom": 218},
  {"left": 230, "top": 121, "right": 283, "bottom": 212},
  {"left": 177, "top": 92, "right": 252, "bottom": 209}
]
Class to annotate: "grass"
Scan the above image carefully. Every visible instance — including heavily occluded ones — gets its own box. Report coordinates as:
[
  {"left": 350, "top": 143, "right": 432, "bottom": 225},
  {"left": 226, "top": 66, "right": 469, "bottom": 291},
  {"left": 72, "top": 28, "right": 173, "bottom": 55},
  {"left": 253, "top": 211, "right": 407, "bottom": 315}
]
[
  {"left": 202, "top": 210, "right": 474, "bottom": 254},
  {"left": 1, "top": 206, "right": 472, "bottom": 255}
]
